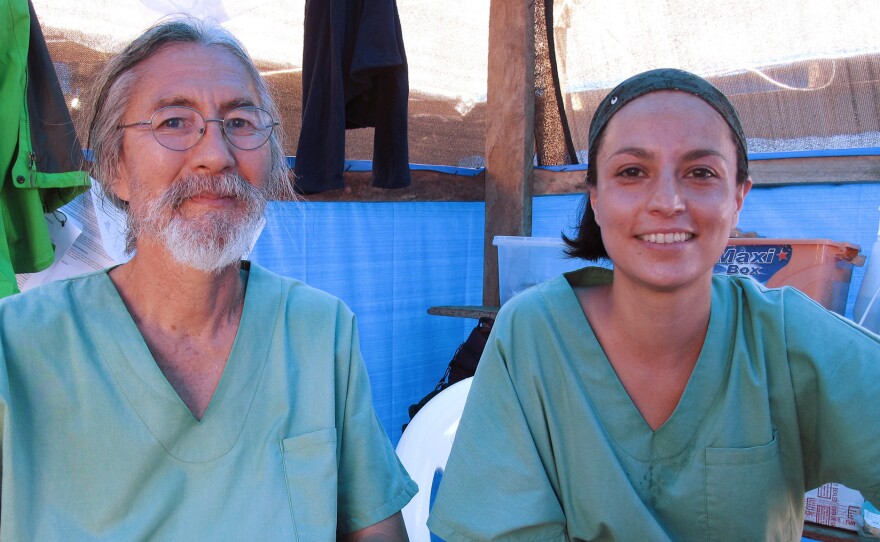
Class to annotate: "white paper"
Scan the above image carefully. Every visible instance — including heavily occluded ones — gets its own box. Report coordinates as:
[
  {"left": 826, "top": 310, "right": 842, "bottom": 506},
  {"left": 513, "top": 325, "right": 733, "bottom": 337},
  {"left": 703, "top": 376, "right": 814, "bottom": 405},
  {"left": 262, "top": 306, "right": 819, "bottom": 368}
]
[
  {"left": 15, "top": 210, "right": 83, "bottom": 291},
  {"left": 90, "top": 178, "right": 131, "bottom": 264},
  {"left": 865, "top": 506, "right": 880, "bottom": 530},
  {"left": 16, "top": 184, "right": 126, "bottom": 292},
  {"left": 245, "top": 216, "right": 266, "bottom": 259}
]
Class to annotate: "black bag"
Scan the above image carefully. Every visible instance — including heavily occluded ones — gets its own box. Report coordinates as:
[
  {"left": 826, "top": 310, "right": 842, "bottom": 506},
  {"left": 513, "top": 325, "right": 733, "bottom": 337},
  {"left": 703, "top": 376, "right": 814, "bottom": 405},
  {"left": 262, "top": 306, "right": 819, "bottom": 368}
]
[{"left": 403, "top": 317, "right": 493, "bottom": 431}]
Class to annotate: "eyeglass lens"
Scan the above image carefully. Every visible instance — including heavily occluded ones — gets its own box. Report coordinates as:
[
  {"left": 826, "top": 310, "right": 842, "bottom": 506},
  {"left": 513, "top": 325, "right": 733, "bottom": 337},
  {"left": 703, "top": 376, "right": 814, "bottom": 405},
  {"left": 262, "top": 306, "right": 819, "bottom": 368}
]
[{"left": 150, "top": 106, "right": 275, "bottom": 150}]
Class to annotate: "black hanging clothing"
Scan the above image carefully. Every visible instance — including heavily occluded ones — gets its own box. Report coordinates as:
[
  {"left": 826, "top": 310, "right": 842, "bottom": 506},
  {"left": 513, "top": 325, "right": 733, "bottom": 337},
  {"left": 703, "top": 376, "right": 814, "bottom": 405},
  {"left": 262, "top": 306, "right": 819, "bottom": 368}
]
[{"left": 295, "top": 0, "right": 411, "bottom": 194}]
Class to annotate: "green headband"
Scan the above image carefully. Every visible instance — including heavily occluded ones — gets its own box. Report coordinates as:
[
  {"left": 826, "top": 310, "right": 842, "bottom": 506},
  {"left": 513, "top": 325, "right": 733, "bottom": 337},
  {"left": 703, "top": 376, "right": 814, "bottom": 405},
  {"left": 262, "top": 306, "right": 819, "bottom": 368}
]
[{"left": 588, "top": 68, "right": 748, "bottom": 162}]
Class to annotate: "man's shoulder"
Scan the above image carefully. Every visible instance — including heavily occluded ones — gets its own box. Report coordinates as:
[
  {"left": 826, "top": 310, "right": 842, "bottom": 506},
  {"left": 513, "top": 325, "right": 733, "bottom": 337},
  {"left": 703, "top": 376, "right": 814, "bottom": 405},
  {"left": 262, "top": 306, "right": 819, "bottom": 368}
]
[
  {"left": 0, "top": 270, "right": 109, "bottom": 315},
  {"left": 0, "top": 270, "right": 115, "bottom": 346},
  {"left": 247, "top": 262, "right": 351, "bottom": 315}
]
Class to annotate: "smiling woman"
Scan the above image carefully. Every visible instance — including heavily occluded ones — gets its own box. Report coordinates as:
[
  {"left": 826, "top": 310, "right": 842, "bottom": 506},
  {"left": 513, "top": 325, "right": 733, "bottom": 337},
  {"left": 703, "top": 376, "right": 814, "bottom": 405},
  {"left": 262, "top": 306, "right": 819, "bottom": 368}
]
[
  {"left": 587, "top": 90, "right": 748, "bottom": 298},
  {"left": 426, "top": 69, "right": 880, "bottom": 541}
]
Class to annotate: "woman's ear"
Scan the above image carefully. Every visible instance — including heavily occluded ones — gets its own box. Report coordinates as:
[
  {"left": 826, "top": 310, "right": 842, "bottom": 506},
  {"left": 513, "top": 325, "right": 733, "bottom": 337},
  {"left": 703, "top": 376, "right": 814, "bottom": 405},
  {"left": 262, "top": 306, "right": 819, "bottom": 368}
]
[
  {"left": 735, "top": 177, "right": 753, "bottom": 214},
  {"left": 589, "top": 189, "right": 601, "bottom": 226}
]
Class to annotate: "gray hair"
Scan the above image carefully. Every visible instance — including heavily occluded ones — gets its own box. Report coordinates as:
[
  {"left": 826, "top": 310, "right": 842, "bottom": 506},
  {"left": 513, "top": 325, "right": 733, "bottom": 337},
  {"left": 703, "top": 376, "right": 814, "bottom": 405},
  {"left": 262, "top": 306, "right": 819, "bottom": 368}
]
[{"left": 86, "top": 17, "right": 291, "bottom": 212}]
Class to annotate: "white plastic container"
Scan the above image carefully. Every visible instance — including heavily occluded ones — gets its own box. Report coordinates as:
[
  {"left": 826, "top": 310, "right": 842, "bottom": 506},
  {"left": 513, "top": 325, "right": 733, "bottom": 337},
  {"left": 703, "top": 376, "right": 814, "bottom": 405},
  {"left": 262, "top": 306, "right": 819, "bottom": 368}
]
[
  {"left": 854, "top": 207, "right": 880, "bottom": 334},
  {"left": 493, "top": 236, "right": 587, "bottom": 305}
]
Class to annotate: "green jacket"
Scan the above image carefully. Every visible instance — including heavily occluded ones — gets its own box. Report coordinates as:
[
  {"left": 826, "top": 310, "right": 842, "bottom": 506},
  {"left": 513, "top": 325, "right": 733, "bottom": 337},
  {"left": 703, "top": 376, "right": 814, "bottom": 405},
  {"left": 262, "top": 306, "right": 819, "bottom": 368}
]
[{"left": 0, "top": 0, "right": 88, "bottom": 297}]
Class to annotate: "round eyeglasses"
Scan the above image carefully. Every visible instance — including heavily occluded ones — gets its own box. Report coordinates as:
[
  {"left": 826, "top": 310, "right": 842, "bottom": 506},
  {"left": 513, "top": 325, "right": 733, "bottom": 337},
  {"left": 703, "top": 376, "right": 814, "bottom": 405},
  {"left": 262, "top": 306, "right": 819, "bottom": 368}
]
[{"left": 118, "top": 105, "right": 279, "bottom": 151}]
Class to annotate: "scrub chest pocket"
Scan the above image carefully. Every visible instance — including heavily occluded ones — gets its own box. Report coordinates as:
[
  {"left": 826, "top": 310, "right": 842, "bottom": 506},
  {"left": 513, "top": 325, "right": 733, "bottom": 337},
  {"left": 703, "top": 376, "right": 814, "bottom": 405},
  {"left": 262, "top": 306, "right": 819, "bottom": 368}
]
[
  {"left": 705, "top": 431, "right": 796, "bottom": 541},
  {"left": 282, "top": 428, "right": 338, "bottom": 540}
]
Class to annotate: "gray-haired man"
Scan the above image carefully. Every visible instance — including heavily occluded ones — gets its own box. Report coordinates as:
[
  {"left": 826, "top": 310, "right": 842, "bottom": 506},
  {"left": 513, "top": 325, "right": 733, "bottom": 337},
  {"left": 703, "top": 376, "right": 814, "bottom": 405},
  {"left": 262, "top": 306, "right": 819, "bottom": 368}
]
[{"left": 0, "top": 18, "right": 415, "bottom": 540}]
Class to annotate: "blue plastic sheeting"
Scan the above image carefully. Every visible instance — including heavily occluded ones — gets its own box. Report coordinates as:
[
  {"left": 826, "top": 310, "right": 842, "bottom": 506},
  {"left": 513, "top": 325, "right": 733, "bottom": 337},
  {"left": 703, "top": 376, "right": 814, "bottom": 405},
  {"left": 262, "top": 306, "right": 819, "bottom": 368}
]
[
  {"left": 249, "top": 182, "right": 880, "bottom": 444},
  {"left": 249, "top": 202, "right": 486, "bottom": 444}
]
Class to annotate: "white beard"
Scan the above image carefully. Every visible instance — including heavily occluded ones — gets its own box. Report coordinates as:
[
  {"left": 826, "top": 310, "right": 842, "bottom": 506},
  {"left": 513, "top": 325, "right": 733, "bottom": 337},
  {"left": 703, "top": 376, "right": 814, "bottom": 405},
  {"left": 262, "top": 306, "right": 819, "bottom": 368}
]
[
  {"left": 129, "top": 173, "right": 267, "bottom": 274},
  {"left": 158, "top": 207, "right": 264, "bottom": 273}
]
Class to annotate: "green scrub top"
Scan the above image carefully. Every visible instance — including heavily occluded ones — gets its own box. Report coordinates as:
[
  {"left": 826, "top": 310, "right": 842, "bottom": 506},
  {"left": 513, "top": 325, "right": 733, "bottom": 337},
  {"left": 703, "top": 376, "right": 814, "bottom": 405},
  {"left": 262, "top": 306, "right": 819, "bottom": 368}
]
[
  {"left": 428, "top": 268, "right": 880, "bottom": 541},
  {"left": 0, "top": 262, "right": 417, "bottom": 540}
]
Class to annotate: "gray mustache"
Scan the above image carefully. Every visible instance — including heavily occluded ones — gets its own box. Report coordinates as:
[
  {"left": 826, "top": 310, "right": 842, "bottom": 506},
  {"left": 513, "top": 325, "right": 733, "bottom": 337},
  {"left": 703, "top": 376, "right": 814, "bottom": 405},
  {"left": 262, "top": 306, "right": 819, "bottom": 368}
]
[{"left": 159, "top": 173, "right": 264, "bottom": 210}]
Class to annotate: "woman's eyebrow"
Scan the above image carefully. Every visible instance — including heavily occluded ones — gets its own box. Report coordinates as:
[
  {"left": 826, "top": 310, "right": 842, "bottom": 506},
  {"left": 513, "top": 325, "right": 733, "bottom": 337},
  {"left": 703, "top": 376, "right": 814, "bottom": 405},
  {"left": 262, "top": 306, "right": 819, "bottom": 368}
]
[
  {"left": 608, "top": 146, "right": 653, "bottom": 159},
  {"left": 606, "top": 148, "right": 728, "bottom": 161},
  {"left": 682, "top": 148, "right": 726, "bottom": 161}
]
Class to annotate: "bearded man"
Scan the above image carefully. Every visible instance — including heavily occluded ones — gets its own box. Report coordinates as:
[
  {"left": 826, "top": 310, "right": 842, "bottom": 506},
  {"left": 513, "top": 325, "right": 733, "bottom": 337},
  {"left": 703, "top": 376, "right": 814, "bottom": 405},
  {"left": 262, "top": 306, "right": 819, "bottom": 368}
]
[{"left": 0, "top": 18, "right": 416, "bottom": 541}]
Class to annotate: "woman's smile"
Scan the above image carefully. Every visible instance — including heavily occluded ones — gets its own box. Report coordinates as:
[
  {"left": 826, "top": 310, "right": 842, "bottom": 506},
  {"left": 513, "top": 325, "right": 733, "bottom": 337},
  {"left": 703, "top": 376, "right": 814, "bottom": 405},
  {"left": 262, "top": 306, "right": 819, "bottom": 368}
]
[{"left": 637, "top": 231, "right": 694, "bottom": 244}]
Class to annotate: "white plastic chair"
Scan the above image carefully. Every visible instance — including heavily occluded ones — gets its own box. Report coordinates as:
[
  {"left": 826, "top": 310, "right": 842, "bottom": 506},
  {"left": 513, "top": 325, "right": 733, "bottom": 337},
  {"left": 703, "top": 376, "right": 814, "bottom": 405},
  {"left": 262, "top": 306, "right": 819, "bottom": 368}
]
[{"left": 395, "top": 378, "right": 473, "bottom": 542}]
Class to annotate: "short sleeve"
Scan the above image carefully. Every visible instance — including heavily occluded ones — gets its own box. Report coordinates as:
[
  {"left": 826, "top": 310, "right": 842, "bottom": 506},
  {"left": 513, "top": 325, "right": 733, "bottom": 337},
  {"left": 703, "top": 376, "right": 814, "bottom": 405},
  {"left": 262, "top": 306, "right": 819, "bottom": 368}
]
[
  {"left": 783, "top": 289, "right": 880, "bottom": 504},
  {"left": 335, "top": 311, "right": 418, "bottom": 534},
  {"left": 427, "top": 320, "right": 567, "bottom": 541},
  {"left": 0, "top": 347, "right": 7, "bottom": 494}
]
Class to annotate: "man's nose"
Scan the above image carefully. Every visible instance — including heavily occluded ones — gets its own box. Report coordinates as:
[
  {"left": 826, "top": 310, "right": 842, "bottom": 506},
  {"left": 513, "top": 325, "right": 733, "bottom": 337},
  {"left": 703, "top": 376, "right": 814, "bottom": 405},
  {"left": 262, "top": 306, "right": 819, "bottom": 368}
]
[{"left": 191, "top": 119, "right": 236, "bottom": 172}]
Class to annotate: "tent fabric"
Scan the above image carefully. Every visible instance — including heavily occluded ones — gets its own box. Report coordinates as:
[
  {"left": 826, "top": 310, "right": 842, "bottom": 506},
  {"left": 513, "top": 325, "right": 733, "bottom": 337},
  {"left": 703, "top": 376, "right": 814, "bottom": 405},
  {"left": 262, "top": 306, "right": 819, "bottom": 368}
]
[
  {"left": 249, "top": 183, "right": 880, "bottom": 444},
  {"left": 30, "top": 1, "right": 880, "bottom": 173},
  {"left": 534, "top": 0, "right": 577, "bottom": 166},
  {"left": 295, "top": 0, "right": 411, "bottom": 193},
  {"left": 555, "top": 2, "right": 880, "bottom": 160}
]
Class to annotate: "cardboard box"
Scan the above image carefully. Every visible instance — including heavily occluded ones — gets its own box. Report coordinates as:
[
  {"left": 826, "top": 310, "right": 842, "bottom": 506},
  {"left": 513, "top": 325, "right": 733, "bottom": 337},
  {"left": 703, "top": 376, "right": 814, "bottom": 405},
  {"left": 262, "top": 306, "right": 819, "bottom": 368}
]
[
  {"left": 804, "top": 483, "right": 864, "bottom": 531},
  {"left": 714, "top": 238, "right": 862, "bottom": 314}
]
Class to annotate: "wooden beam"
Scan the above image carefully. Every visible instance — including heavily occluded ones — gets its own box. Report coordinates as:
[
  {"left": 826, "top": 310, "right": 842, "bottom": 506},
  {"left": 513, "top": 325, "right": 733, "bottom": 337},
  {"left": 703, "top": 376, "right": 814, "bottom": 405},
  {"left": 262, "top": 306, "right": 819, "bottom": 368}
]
[
  {"left": 286, "top": 155, "right": 880, "bottom": 203},
  {"left": 482, "top": 0, "right": 536, "bottom": 306},
  {"left": 533, "top": 167, "right": 587, "bottom": 195},
  {"left": 428, "top": 305, "right": 499, "bottom": 320},
  {"left": 748, "top": 155, "right": 880, "bottom": 186},
  {"left": 297, "top": 170, "right": 484, "bottom": 202}
]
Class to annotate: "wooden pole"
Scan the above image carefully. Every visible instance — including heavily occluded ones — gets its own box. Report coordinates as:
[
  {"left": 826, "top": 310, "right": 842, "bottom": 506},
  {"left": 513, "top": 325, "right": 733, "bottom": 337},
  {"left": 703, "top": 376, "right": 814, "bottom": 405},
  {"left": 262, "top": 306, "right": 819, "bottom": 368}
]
[{"left": 483, "top": 0, "right": 536, "bottom": 306}]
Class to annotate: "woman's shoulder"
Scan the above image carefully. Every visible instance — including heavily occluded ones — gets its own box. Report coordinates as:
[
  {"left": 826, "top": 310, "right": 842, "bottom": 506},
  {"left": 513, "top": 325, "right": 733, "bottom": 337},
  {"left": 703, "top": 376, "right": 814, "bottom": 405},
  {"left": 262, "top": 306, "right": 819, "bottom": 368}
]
[
  {"left": 492, "top": 267, "right": 605, "bottom": 341},
  {"left": 498, "top": 267, "right": 598, "bottom": 314},
  {"left": 713, "top": 274, "right": 878, "bottom": 342},
  {"left": 715, "top": 274, "right": 837, "bottom": 315}
]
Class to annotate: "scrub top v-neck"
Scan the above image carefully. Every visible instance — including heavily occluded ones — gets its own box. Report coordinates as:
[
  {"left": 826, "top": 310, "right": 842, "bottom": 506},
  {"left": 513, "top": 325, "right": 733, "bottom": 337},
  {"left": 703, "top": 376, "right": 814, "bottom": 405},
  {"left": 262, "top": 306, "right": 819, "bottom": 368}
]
[
  {"left": 84, "top": 265, "right": 276, "bottom": 462},
  {"left": 552, "top": 268, "right": 733, "bottom": 462}
]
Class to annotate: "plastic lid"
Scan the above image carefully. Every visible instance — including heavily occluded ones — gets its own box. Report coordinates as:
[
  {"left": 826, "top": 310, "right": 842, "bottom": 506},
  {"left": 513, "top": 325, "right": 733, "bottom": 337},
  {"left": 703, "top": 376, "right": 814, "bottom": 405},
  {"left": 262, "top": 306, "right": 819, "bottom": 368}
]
[{"left": 492, "top": 236, "right": 564, "bottom": 246}]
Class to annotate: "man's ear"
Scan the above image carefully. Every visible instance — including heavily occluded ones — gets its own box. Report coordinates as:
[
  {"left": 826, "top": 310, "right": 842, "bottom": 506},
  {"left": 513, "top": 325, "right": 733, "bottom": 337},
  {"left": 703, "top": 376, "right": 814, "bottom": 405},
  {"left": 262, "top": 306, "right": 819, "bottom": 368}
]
[{"left": 111, "top": 169, "right": 133, "bottom": 203}]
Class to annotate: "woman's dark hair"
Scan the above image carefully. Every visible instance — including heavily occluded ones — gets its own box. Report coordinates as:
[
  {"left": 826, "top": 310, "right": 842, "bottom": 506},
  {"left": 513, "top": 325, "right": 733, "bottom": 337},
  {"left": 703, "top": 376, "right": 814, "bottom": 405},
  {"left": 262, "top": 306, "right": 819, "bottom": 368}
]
[{"left": 563, "top": 68, "right": 750, "bottom": 261}]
